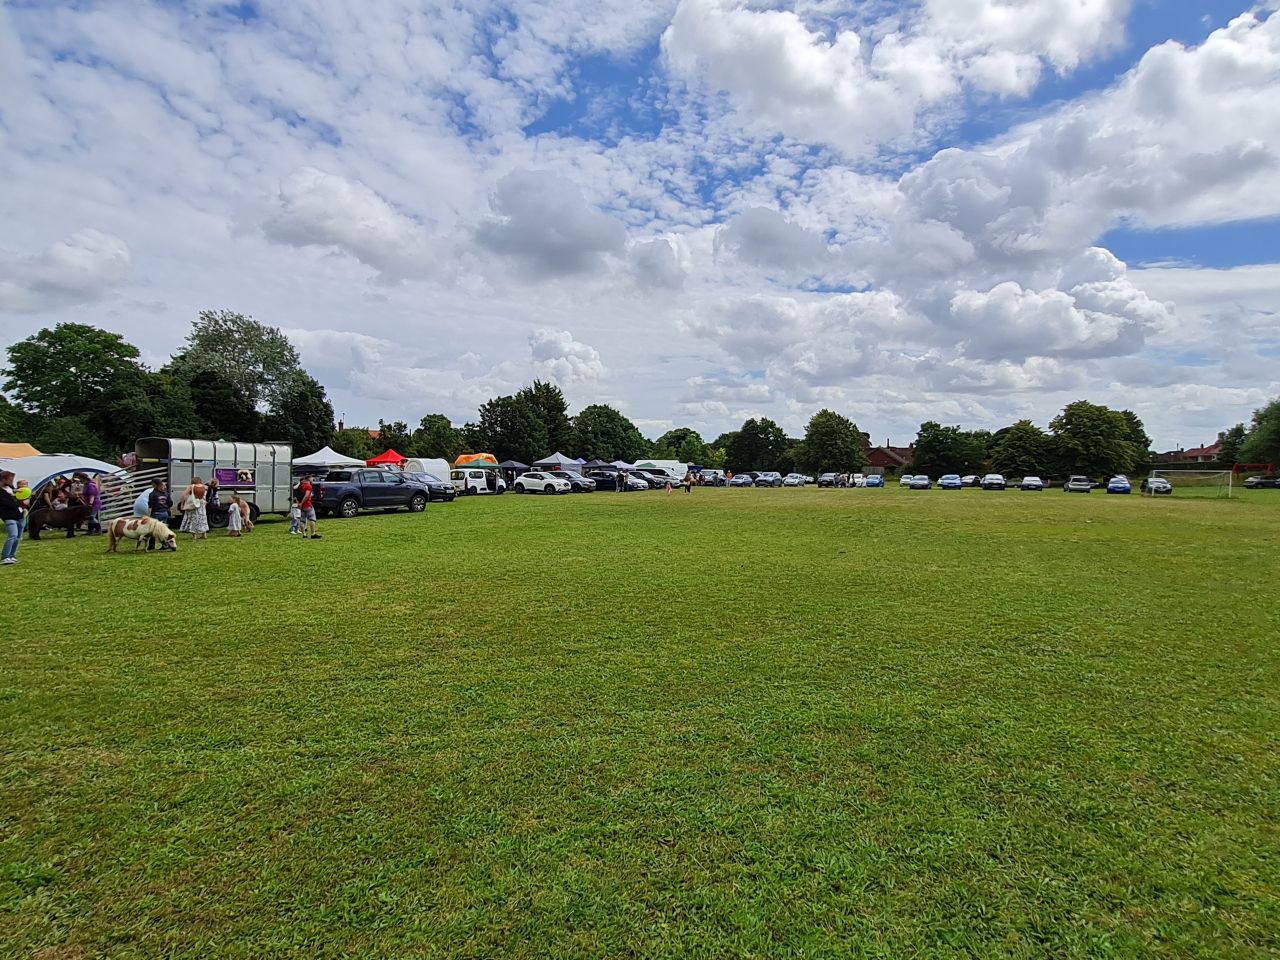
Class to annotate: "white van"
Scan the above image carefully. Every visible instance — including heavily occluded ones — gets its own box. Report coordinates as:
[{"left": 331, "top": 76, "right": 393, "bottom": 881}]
[
  {"left": 402, "top": 457, "right": 451, "bottom": 480},
  {"left": 450, "top": 468, "right": 507, "bottom": 495}
]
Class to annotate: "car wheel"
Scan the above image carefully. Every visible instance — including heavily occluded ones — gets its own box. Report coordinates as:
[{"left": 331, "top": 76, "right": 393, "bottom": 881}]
[
  {"left": 207, "top": 507, "right": 229, "bottom": 529},
  {"left": 545, "top": 484, "right": 555, "bottom": 494},
  {"left": 340, "top": 497, "right": 359, "bottom": 518},
  {"left": 409, "top": 494, "right": 426, "bottom": 512}
]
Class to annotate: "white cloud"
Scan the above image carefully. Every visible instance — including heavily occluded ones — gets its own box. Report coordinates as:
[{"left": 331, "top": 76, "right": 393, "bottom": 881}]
[
  {"left": 528, "top": 328, "right": 606, "bottom": 384},
  {"left": 716, "top": 207, "right": 829, "bottom": 272},
  {"left": 475, "top": 170, "right": 627, "bottom": 277},
  {"left": 0, "top": 229, "right": 131, "bottom": 312},
  {"left": 262, "top": 167, "right": 439, "bottom": 282}
]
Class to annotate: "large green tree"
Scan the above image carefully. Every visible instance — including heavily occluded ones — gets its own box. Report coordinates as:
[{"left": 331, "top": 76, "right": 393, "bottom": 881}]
[
  {"left": 184, "top": 369, "right": 261, "bottom": 440},
  {"left": 798, "top": 409, "right": 867, "bottom": 473},
  {"left": 170, "top": 310, "right": 303, "bottom": 412},
  {"left": 990, "top": 419, "right": 1052, "bottom": 477},
  {"left": 474, "top": 394, "right": 548, "bottom": 463},
  {"left": 1049, "top": 401, "right": 1142, "bottom": 477},
  {"left": 911, "top": 422, "right": 988, "bottom": 475},
  {"left": 1217, "top": 423, "right": 1247, "bottom": 467},
  {"left": 260, "top": 373, "right": 335, "bottom": 453},
  {"left": 0, "top": 395, "right": 32, "bottom": 442},
  {"left": 1240, "top": 397, "right": 1280, "bottom": 467},
  {"left": 333, "top": 427, "right": 378, "bottom": 461},
  {"left": 655, "top": 428, "right": 707, "bottom": 464},
  {"left": 516, "top": 380, "right": 573, "bottom": 453},
  {"left": 410, "top": 414, "right": 463, "bottom": 461},
  {"left": 571, "top": 405, "right": 649, "bottom": 462},
  {"left": 1119, "top": 410, "right": 1151, "bottom": 457},
  {"left": 726, "top": 418, "right": 788, "bottom": 472},
  {"left": 374, "top": 419, "right": 413, "bottom": 454},
  {"left": 3, "top": 323, "right": 143, "bottom": 418},
  {"left": 92, "top": 369, "right": 202, "bottom": 451}
]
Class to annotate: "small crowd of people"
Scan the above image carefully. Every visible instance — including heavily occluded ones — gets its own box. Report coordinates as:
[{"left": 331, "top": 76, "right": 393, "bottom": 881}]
[{"left": 130, "top": 475, "right": 258, "bottom": 542}]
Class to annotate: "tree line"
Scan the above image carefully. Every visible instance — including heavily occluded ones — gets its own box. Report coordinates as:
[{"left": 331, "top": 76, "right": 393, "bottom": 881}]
[{"left": 3, "top": 316, "right": 1277, "bottom": 477}]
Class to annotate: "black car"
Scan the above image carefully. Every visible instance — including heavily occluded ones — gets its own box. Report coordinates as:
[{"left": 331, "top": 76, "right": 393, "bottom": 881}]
[
  {"left": 1243, "top": 475, "right": 1280, "bottom": 489},
  {"left": 634, "top": 470, "right": 668, "bottom": 489},
  {"left": 547, "top": 470, "right": 596, "bottom": 492},
  {"left": 403, "top": 472, "right": 457, "bottom": 502},
  {"left": 817, "top": 473, "right": 838, "bottom": 487}
]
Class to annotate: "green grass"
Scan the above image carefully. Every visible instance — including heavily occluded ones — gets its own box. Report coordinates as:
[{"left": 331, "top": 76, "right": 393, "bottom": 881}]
[{"left": 4, "top": 487, "right": 1279, "bottom": 958}]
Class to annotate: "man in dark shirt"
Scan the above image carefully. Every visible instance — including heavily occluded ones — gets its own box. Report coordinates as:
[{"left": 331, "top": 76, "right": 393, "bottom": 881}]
[{"left": 146, "top": 480, "right": 171, "bottom": 551}]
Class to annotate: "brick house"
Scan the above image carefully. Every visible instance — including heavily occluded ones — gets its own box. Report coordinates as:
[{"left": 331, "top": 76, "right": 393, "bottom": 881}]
[
  {"left": 863, "top": 441, "right": 914, "bottom": 474},
  {"left": 1154, "top": 435, "right": 1223, "bottom": 464}
]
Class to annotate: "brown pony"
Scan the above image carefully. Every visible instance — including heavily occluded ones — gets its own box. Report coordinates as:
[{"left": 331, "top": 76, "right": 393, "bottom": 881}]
[
  {"left": 107, "top": 516, "right": 178, "bottom": 552},
  {"left": 27, "top": 504, "right": 93, "bottom": 539}
]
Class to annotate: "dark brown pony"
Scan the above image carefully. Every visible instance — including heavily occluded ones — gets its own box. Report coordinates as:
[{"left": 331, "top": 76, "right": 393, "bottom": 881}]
[{"left": 27, "top": 503, "right": 92, "bottom": 539}]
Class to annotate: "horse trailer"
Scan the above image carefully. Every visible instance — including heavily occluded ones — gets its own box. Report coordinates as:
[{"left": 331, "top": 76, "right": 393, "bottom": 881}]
[{"left": 134, "top": 437, "right": 294, "bottom": 526}]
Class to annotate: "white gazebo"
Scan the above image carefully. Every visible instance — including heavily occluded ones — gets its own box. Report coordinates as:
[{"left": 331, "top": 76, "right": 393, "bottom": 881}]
[{"left": 293, "top": 445, "right": 365, "bottom": 469}]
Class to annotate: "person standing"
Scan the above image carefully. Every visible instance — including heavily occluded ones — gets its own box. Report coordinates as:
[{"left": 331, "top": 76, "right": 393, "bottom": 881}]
[
  {"left": 683, "top": 471, "right": 693, "bottom": 493},
  {"left": 146, "top": 479, "right": 171, "bottom": 551},
  {"left": 132, "top": 485, "right": 151, "bottom": 518},
  {"left": 226, "top": 493, "right": 244, "bottom": 537},
  {"left": 82, "top": 474, "right": 102, "bottom": 534},
  {"left": 299, "top": 475, "right": 320, "bottom": 539},
  {"left": 1, "top": 471, "right": 23, "bottom": 566},
  {"left": 180, "top": 477, "right": 210, "bottom": 540}
]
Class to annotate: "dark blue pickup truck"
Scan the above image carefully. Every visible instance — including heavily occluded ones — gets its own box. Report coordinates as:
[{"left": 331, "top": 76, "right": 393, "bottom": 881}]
[{"left": 314, "top": 469, "right": 430, "bottom": 518}]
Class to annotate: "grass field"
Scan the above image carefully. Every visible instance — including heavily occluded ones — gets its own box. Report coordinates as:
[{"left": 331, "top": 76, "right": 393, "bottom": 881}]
[{"left": 4, "top": 486, "right": 1279, "bottom": 958}]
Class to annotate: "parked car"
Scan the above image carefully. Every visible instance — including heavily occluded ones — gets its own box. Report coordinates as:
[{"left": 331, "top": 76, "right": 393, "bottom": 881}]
[
  {"left": 451, "top": 468, "right": 507, "bottom": 495},
  {"left": 981, "top": 473, "right": 1006, "bottom": 490},
  {"left": 546, "top": 470, "right": 596, "bottom": 493},
  {"left": 402, "top": 471, "right": 457, "bottom": 502},
  {"left": 701, "top": 470, "right": 727, "bottom": 486},
  {"left": 1106, "top": 476, "right": 1132, "bottom": 494},
  {"left": 961, "top": 474, "right": 980, "bottom": 487},
  {"left": 851, "top": 473, "right": 865, "bottom": 487},
  {"left": 782, "top": 473, "right": 806, "bottom": 487},
  {"left": 1063, "top": 475, "right": 1093, "bottom": 493},
  {"left": 315, "top": 468, "right": 430, "bottom": 518},
  {"left": 909, "top": 475, "right": 932, "bottom": 489},
  {"left": 729, "top": 473, "right": 755, "bottom": 487},
  {"left": 864, "top": 475, "right": 885, "bottom": 488},
  {"left": 1243, "top": 475, "right": 1280, "bottom": 489},
  {"left": 755, "top": 472, "right": 784, "bottom": 487},
  {"left": 1018, "top": 476, "right": 1044, "bottom": 491},
  {"left": 899, "top": 474, "right": 915, "bottom": 487},
  {"left": 939, "top": 474, "right": 963, "bottom": 490},
  {"left": 1141, "top": 476, "right": 1173, "bottom": 495},
  {"left": 817, "top": 473, "right": 838, "bottom": 487},
  {"left": 513, "top": 471, "right": 572, "bottom": 494}
]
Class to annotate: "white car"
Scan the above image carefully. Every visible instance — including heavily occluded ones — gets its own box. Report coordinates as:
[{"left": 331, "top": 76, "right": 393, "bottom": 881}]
[
  {"left": 782, "top": 473, "right": 806, "bottom": 486},
  {"left": 899, "top": 474, "right": 914, "bottom": 487},
  {"left": 513, "top": 471, "right": 572, "bottom": 494},
  {"left": 450, "top": 468, "right": 507, "bottom": 495},
  {"left": 852, "top": 473, "right": 865, "bottom": 487}
]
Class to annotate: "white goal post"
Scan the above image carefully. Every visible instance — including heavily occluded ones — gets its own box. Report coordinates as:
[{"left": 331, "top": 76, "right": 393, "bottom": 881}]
[{"left": 1149, "top": 469, "right": 1233, "bottom": 498}]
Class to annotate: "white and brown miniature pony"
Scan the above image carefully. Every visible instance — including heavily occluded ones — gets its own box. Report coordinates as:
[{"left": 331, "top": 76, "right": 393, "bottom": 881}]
[{"left": 107, "top": 516, "right": 178, "bottom": 552}]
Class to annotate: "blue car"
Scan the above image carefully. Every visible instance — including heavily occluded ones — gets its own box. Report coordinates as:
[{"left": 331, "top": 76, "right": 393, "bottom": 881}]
[
  {"left": 939, "top": 474, "right": 963, "bottom": 490},
  {"left": 1106, "top": 476, "right": 1132, "bottom": 494},
  {"left": 864, "top": 475, "right": 884, "bottom": 488},
  {"left": 729, "top": 474, "right": 755, "bottom": 487}
]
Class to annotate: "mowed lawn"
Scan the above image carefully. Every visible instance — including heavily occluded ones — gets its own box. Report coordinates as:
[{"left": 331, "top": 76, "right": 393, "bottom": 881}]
[{"left": 3, "top": 486, "right": 1279, "bottom": 959}]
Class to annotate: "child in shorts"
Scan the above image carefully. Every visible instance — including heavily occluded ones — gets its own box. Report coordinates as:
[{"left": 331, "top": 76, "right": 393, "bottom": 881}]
[{"left": 289, "top": 502, "right": 302, "bottom": 535}]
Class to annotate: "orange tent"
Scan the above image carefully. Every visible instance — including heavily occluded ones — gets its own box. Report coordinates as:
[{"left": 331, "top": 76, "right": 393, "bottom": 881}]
[
  {"left": 0, "top": 442, "right": 41, "bottom": 459},
  {"left": 454, "top": 453, "right": 500, "bottom": 468}
]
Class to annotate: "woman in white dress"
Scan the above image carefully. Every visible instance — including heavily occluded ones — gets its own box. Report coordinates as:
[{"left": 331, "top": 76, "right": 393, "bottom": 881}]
[{"left": 180, "top": 479, "right": 210, "bottom": 540}]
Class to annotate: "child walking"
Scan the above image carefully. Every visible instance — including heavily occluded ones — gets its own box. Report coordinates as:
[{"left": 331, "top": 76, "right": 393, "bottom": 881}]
[{"left": 227, "top": 494, "right": 245, "bottom": 537}]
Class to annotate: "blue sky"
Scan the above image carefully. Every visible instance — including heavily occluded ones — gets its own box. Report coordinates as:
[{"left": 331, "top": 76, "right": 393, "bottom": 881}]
[{"left": 0, "top": 0, "right": 1277, "bottom": 448}]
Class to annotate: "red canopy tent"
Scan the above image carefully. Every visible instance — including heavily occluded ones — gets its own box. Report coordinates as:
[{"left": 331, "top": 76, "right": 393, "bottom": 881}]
[{"left": 366, "top": 449, "right": 407, "bottom": 467}]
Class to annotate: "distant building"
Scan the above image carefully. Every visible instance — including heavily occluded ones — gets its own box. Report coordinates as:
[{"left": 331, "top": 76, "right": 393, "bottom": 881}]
[
  {"left": 1154, "top": 434, "right": 1224, "bottom": 464},
  {"left": 864, "top": 440, "right": 914, "bottom": 473}
]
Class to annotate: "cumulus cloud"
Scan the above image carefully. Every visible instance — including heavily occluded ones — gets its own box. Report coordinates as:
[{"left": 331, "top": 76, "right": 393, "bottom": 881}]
[
  {"left": 0, "top": 229, "right": 131, "bottom": 313},
  {"left": 476, "top": 170, "right": 626, "bottom": 277},
  {"left": 663, "top": 0, "right": 1133, "bottom": 154},
  {"left": 263, "top": 167, "right": 438, "bottom": 282},
  {"left": 716, "top": 207, "right": 829, "bottom": 272},
  {"left": 528, "top": 328, "right": 606, "bottom": 384},
  {"left": 630, "top": 237, "right": 686, "bottom": 289}
]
